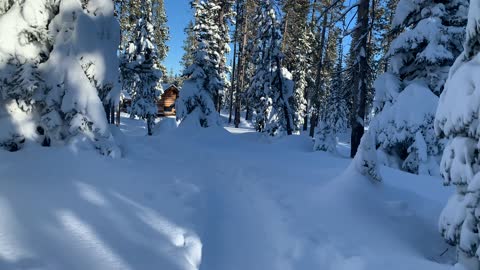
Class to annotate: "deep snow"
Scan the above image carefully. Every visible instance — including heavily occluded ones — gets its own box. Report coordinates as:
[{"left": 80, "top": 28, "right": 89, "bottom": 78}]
[{"left": 0, "top": 115, "right": 455, "bottom": 270}]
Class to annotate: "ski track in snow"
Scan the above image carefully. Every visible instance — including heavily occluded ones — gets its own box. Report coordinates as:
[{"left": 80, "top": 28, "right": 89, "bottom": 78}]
[{"left": 0, "top": 116, "right": 455, "bottom": 270}]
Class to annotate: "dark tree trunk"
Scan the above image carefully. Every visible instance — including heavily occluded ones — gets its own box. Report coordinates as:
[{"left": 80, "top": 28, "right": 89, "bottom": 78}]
[
  {"left": 147, "top": 115, "right": 154, "bottom": 136},
  {"left": 110, "top": 103, "right": 115, "bottom": 125},
  {"left": 104, "top": 103, "right": 112, "bottom": 124},
  {"left": 303, "top": 94, "right": 309, "bottom": 131},
  {"left": 350, "top": 0, "right": 370, "bottom": 158},
  {"left": 303, "top": 0, "right": 317, "bottom": 132},
  {"left": 309, "top": 10, "right": 329, "bottom": 137},
  {"left": 234, "top": 0, "right": 248, "bottom": 128},
  {"left": 276, "top": 58, "right": 293, "bottom": 135},
  {"left": 116, "top": 103, "right": 121, "bottom": 126},
  {"left": 245, "top": 102, "right": 252, "bottom": 121},
  {"left": 309, "top": 113, "right": 317, "bottom": 137},
  {"left": 229, "top": 0, "right": 240, "bottom": 124}
]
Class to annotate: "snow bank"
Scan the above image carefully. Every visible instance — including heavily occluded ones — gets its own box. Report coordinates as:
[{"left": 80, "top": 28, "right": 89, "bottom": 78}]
[{"left": 0, "top": 115, "right": 455, "bottom": 269}]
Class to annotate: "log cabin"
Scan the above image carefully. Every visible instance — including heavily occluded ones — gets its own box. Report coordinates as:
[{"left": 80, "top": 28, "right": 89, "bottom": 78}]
[
  {"left": 157, "top": 84, "right": 179, "bottom": 117},
  {"left": 120, "top": 84, "right": 180, "bottom": 117}
]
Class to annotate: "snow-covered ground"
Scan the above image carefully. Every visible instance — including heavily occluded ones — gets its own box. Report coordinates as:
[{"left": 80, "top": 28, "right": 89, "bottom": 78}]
[{"left": 0, "top": 115, "right": 454, "bottom": 270}]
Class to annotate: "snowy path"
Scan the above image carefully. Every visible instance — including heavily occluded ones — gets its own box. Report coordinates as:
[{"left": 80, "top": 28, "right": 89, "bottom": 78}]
[{"left": 0, "top": 116, "right": 455, "bottom": 270}]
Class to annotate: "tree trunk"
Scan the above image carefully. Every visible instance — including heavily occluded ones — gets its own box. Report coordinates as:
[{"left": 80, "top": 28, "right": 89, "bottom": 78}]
[
  {"left": 309, "top": 9, "right": 329, "bottom": 137},
  {"left": 303, "top": 95, "right": 309, "bottom": 131},
  {"left": 350, "top": 0, "right": 370, "bottom": 158},
  {"left": 147, "top": 115, "right": 154, "bottom": 136},
  {"left": 309, "top": 113, "right": 317, "bottom": 137},
  {"left": 110, "top": 103, "right": 115, "bottom": 125},
  {"left": 234, "top": 0, "right": 248, "bottom": 128},
  {"left": 276, "top": 58, "right": 293, "bottom": 135},
  {"left": 104, "top": 103, "right": 112, "bottom": 124},
  {"left": 303, "top": 0, "right": 317, "bottom": 132},
  {"left": 229, "top": 0, "right": 240, "bottom": 124},
  {"left": 245, "top": 102, "right": 252, "bottom": 121},
  {"left": 116, "top": 103, "right": 121, "bottom": 126}
]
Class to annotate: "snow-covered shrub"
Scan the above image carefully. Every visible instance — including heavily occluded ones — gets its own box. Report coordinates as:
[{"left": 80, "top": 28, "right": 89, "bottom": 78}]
[
  {"left": 313, "top": 120, "right": 337, "bottom": 153},
  {"left": 351, "top": 132, "right": 382, "bottom": 182},
  {"left": 436, "top": 0, "right": 480, "bottom": 267},
  {"left": 370, "top": 0, "right": 468, "bottom": 175}
]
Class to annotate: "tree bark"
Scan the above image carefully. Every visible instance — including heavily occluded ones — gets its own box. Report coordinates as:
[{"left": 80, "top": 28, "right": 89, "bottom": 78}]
[
  {"left": 310, "top": 8, "right": 329, "bottom": 137},
  {"left": 110, "top": 103, "right": 115, "bottom": 125},
  {"left": 276, "top": 58, "right": 293, "bottom": 135},
  {"left": 116, "top": 103, "right": 121, "bottom": 126},
  {"left": 350, "top": 0, "right": 370, "bottom": 158},
  {"left": 234, "top": 0, "right": 248, "bottom": 128},
  {"left": 229, "top": 0, "right": 240, "bottom": 124},
  {"left": 303, "top": 0, "right": 318, "bottom": 132},
  {"left": 147, "top": 115, "right": 154, "bottom": 136}
]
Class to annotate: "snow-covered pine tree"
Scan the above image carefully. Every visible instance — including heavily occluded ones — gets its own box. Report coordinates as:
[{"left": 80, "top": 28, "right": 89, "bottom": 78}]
[
  {"left": 122, "top": 0, "right": 162, "bottom": 136},
  {"left": 152, "top": 0, "right": 170, "bottom": 75},
  {"left": 0, "top": 0, "right": 55, "bottom": 151},
  {"left": 176, "top": 0, "right": 223, "bottom": 128},
  {"left": 330, "top": 32, "right": 348, "bottom": 135},
  {"left": 40, "top": 0, "right": 121, "bottom": 156},
  {"left": 247, "top": 0, "right": 294, "bottom": 136},
  {"left": 370, "top": 0, "right": 468, "bottom": 175},
  {"left": 211, "top": 0, "right": 233, "bottom": 112},
  {"left": 289, "top": 33, "right": 309, "bottom": 133},
  {"left": 314, "top": 28, "right": 348, "bottom": 153},
  {"left": 4, "top": 62, "right": 45, "bottom": 113},
  {"left": 436, "top": 0, "right": 480, "bottom": 267},
  {"left": 180, "top": 20, "right": 196, "bottom": 72},
  {"left": 281, "top": 0, "right": 310, "bottom": 132},
  {"left": 0, "top": 0, "right": 121, "bottom": 155}
]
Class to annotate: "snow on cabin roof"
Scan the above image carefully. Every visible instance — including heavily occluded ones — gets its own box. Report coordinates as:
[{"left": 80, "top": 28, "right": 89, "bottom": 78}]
[
  {"left": 162, "top": 83, "right": 170, "bottom": 90},
  {"left": 121, "top": 84, "right": 179, "bottom": 101},
  {"left": 162, "top": 84, "right": 180, "bottom": 92}
]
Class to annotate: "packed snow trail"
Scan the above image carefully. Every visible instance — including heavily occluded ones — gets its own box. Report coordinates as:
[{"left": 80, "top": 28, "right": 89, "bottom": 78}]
[{"left": 0, "top": 116, "right": 455, "bottom": 269}]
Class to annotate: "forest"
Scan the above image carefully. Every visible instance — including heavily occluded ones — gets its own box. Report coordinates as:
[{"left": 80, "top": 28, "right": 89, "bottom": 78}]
[{"left": 0, "top": 0, "right": 479, "bottom": 269}]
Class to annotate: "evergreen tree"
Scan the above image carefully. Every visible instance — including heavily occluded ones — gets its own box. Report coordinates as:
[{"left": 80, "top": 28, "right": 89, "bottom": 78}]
[
  {"left": 370, "top": 0, "right": 468, "bottom": 175},
  {"left": 45, "top": 0, "right": 121, "bottom": 156},
  {"left": 281, "top": 0, "right": 310, "bottom": 132},
  {"left": 211, "top": 0, "right": 233, "bottom": 112},
  {"left": 314, "top": 27, "right": 348, "bottom": 152},
  {"left": 180, "top": 20, "right": 196, "bottom": 73},
  {"left": 435, "top": 0, "right": 480, "bottom": 267},
  {"left": 4, "top": 61, "right": 45, "bottom": 113},
  {"left": 122, "top": 0, "right": 162, "bottom": 136},
  {"left": 247, "top": 0, "right": 294, "bottom": 136},
  {"left": 176, "top": 1, "right": 223, "bottom": 128},
  {"left": 152, "top": 0, "right": 170, "bottom": 74},
  {"left": 0, "top": 0, "right": 120, "bottom": 156},
  {"left": 234, "top": 0, "right": 258, "bottom": 127},
  {"left": 349, "top": 0, "right": 370, "bottom": 158}
]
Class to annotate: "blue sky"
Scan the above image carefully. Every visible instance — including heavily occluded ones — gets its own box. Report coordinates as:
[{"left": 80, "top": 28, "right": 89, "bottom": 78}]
[{"left": 163, "top": 0, "right": 192, "bottom": 76}]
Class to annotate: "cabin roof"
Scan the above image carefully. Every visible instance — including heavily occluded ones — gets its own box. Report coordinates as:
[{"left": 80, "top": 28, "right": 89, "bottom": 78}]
[
  {"left": 163, "top": 84, "right": 179, "bottom": 94},
  {"left": 121, "top": 84, "right": 179, "bottom": 101}
]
